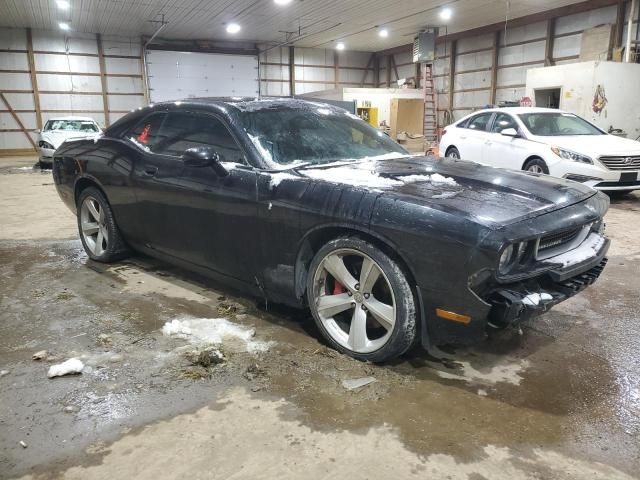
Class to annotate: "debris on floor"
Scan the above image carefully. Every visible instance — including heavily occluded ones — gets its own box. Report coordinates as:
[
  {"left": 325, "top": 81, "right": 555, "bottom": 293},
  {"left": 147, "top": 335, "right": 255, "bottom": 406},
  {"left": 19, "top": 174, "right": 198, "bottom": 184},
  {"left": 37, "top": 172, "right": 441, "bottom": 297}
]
[
  {"left": 19, "top": 441, "right": 27, "bottom": 449},
  {"left": 0, "top": 369, "right": 9, "bottom": 377},
  {"left": 183, "top": 347, "right": 225, "bottom": 368},
  {"left": 32, "top": 350, "right": 48, "bottom": 361},
  {"left": 47, "top": 358, "right": 84, "bottom": 378},
  {"left": 243, "top": 363, "right": 266, "bottom": 381},
  {"left": 342, "top": 376, "right": 377, "bottom": 390}
]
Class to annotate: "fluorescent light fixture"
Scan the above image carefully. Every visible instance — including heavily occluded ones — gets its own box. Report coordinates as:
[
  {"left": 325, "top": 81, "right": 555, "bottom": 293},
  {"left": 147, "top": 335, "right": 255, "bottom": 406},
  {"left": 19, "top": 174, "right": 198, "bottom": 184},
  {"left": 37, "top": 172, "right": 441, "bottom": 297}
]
[
  {"left": 378, "top": 28, "right": 389, "bottom": 38},
  {"left": 57, "top": 0, "right": 70, "bottom": 9},
  {"left": 226, "top": 23, "right": 241, "bottom": 34},
  {"left": 440, "top": 7, "right": 452, "bottom": 20},
  {"left": 274, "top": 0, "right": 292, "bottom": 5},
  {"left": 59, "top": 22, "right": 70, "bottom": 30},
  {"left": 336, "top": 42, "right": 345, "bottom": 50}
]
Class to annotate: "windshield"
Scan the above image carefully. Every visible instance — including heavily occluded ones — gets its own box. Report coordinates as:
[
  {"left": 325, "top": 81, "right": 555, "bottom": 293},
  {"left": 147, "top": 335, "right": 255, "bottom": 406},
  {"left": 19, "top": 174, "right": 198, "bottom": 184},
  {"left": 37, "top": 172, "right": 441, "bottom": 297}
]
[
  {"left": 240, "top": 105, "right": 408, "bottom": 166},
  {"left": 518, "top": 112, "right": 604, "bottom": 136},
  {"left": 44, "top": 120, "right": 99, "bottom": 133}
]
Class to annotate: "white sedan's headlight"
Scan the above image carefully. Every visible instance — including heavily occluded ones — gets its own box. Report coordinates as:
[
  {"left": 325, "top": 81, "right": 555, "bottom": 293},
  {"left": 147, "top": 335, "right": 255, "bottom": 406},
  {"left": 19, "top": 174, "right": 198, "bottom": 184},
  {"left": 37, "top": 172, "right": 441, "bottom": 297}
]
[{"left": 551, "top": 146, "right": 593, "bottom": 164}]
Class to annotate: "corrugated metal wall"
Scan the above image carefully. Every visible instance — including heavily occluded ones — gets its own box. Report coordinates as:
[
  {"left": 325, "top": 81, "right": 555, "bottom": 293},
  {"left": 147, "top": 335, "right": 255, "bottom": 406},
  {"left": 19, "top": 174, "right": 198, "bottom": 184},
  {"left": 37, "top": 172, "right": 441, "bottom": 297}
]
[
  {"left": 259, "top": 46, "right": 375, "bottom": 96},
  {"left": 382, "top": 2, "right": 638, "bottom": 126},
  {"left": 0, "top": 27, "right": 144, "bottom": 154}
]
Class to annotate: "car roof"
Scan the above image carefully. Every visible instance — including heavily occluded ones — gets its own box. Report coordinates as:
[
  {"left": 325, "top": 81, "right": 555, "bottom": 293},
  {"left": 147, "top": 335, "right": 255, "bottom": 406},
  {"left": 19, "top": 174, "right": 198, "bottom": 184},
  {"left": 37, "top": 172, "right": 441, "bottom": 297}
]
[
  {"left": 151, "top": 97, "right": 340, "bottom": 113},
  {"left": 466, "top": 107, "right": 566, "bottom": 115}
]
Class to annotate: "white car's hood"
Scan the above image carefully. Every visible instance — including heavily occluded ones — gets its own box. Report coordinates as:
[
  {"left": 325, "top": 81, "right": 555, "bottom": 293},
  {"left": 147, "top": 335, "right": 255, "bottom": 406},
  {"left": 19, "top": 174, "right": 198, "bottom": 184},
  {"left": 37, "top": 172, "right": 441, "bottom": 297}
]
[
  {"left": 41, "top": 130, "right": 100, "bottom": 149},
  {"left": 530, "top": 134, "right": 640, "bottom": 157}
]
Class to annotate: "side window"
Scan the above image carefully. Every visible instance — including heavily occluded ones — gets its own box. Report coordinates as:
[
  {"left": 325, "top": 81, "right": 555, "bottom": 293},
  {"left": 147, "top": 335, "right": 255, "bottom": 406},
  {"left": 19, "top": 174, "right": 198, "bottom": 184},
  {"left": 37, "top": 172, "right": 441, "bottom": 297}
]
[
  {"left": 125, "top": 113, "right": 166, "bottom": 152},
  {"left": 154, "top": 112, "right": 245, "bottom": 164},
  {"left": 491, "top": 113, "right": 518, "bottom": 133},
  {"left": 466, "top": 113, "right": 493, "bottom": 131}
]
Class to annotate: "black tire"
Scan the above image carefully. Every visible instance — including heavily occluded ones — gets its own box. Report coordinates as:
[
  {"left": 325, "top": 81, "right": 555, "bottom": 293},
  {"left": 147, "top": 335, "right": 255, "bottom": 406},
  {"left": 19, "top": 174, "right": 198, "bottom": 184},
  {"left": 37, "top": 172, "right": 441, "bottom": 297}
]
[
  {"left": 523, "top": 157, "right": 549, "bottom": 174},
  {"left": 76, "top": 186, "right": 130, "bottom": 263},
  {"left": 446, "top": 146, "right": 460, "bottom": 159},
  {"left": 306, "top": 236, "right": 417, "bottom": 362}
]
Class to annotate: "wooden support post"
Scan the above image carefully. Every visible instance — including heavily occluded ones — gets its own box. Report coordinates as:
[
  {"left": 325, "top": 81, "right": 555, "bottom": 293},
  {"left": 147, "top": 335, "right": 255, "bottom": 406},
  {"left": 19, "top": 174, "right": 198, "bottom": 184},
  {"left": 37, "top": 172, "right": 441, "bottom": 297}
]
[
  {"left": 386, "top": 55, "right": 391, "bottom": 87},
  {"left": 96, "top": 34, "right": 110, "bottom": 127},
  {"left": 289, "top": 45, "right": 296, "bottom": 96},
  {"left": 140, "top": 45, "right": 149, "bottom": 104},
  {"left": 334, "top": 50, "right": 339, "bottom": 87},
  {"left": 614, "top": 0, "right": 626, "bottom": 49},
  {"left": 373, "top": 54, "right": 380, "bottom": 87},
  {"left": 0, "top": 91, "right": 37, "bottom": 149},
  {"left": 390, "top": 56, "right": 400, "bottom": 83},
  {"left": 544, "top": 18, "right": 556, "bottom": 66},
  {"left": 490, "top": 31, "right": 500, "bottom": 104},
  {"left": 26, "top": 28, "right": 42, "bottom": 130},
  {"left": 360, "top": 53, "right": 374, "bottom": 87},
  {"left": 448, "top": 40, "right": 456, "bottom": 114}
]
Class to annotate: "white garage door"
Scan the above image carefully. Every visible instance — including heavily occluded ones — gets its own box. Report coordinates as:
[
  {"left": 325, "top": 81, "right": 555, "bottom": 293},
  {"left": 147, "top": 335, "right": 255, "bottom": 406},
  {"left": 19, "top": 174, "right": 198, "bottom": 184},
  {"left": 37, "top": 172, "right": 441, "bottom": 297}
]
[{"left": 145, "top": 50, "right": 259, "bottom": 103}]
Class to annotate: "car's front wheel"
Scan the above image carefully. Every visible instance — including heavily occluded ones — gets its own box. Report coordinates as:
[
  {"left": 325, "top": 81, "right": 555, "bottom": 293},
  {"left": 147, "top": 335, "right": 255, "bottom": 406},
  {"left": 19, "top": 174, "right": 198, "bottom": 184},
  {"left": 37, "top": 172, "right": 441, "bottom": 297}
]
[
  {"left": 307, "top": 237, "right": 417, "bottom": 362},
  {"left": 77, "top": 186, "right": 130, "bottom": 263},
  {"left": 523, "top": 157, "right": 549, "bottom": 174}
]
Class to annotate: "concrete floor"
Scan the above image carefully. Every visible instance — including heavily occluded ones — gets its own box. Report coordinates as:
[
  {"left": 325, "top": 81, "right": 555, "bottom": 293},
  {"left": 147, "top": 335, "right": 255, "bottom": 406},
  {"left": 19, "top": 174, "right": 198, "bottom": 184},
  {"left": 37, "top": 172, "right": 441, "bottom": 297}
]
[{"left": 1, "top": 156, "right": 639, "bottom": 480}]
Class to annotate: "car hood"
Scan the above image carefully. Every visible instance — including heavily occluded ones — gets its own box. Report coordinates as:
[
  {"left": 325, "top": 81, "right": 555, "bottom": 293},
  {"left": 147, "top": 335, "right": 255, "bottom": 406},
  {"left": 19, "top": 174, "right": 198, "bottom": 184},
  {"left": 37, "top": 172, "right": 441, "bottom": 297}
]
[
  {"left": 529, "top": 134, "right": 640, "bottom": 156},
  {"left": 298, "top": 156, "right": 597, "bottom": 228},
  {"left": 41, "top": 131, "right": 101, "bottom": 148}
]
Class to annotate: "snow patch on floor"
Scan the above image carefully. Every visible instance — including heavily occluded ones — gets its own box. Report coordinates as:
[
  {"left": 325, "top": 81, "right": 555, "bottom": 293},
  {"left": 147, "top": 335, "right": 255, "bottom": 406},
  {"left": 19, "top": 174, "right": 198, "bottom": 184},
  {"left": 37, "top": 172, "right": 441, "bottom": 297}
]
[
  {"left": 162, "top": 317, "right": 273, "bottom": 353},
  {"left": 436, "top": 358, "right": 530, "bottom": 386},
  {"left": 47, "top": 358, "right": 84, "bottom": 378}
]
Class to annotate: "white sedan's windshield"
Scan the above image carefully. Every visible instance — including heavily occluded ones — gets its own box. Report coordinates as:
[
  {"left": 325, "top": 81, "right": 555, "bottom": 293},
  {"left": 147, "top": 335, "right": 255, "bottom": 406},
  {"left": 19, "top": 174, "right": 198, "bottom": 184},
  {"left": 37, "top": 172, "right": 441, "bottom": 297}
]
[
  {"left": 44, "top": 120, "right": 99, "bottom": 132},
  {"left": 241, "top": 106, "right": 408, "bottom": 166},
  {"left": 519, "top": 112, "right": 604, "bottom": 136}
]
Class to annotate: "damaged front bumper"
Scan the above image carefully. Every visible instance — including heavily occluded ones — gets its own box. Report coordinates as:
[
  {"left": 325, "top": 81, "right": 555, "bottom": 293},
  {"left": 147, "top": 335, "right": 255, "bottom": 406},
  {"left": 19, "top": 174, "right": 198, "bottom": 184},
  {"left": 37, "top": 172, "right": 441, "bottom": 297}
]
[{"left": 487, "top": 235, "right": 610, "bottom": 327}]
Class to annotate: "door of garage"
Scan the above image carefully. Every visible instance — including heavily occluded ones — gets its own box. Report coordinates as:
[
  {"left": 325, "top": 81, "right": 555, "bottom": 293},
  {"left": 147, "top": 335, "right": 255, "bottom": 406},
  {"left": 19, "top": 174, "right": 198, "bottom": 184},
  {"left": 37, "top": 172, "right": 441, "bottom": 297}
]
[{"left": 145, "top": 50, "right": 259, "bottom": 103}]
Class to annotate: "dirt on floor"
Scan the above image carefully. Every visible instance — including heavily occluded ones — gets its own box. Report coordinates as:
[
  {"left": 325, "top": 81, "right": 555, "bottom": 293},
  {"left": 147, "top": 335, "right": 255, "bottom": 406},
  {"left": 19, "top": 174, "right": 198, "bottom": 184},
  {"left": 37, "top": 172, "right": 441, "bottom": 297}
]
[{"left": 1, "top": 157, "right": 639, "bottom": 479}]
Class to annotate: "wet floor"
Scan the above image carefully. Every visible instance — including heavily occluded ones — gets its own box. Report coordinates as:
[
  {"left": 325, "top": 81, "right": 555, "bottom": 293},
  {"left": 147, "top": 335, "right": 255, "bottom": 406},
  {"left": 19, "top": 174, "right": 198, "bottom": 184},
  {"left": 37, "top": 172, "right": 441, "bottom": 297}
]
[{"left": 0, "top": 161, "right": 639, "bottom": 479}]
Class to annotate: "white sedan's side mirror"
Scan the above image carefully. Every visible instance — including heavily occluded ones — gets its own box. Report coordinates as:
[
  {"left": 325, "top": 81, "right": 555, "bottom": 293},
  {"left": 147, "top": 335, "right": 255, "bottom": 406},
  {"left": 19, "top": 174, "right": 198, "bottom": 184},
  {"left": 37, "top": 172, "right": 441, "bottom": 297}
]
[{"left": 500, "top": 128, "right": 518, "bottom": 137}]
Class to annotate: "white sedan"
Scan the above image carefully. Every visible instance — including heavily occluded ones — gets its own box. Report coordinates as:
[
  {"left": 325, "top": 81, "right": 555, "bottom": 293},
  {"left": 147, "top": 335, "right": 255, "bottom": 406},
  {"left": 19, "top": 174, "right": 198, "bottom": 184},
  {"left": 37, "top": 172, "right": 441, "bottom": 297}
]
[
  {"left": 38, "top": 117, "right": 102, "bottom": 166},
  {"left": 439, "top": 107, "right": 640, "bottom": 192}
]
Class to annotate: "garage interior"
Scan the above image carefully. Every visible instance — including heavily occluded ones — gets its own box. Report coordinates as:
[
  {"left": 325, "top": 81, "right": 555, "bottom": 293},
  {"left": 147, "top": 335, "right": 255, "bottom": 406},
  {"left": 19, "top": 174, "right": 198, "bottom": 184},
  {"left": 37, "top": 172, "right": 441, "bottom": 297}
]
[{"left": 1, "top": 0, "right": 640, "bottom": 478}]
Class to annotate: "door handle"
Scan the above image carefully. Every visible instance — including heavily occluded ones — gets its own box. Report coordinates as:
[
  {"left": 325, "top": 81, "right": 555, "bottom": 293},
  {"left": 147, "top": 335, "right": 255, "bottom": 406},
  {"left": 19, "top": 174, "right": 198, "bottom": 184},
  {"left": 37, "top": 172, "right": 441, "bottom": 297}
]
[{"left": 142, "top": 165, "right": 158, "bottom": 177}]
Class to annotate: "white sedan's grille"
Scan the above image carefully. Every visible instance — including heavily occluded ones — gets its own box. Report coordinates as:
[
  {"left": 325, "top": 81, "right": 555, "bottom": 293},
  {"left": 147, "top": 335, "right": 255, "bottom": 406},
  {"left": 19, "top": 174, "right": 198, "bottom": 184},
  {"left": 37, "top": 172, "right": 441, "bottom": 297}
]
[{"left": 598, "top": 155, "right": 640, "bottom": 170}]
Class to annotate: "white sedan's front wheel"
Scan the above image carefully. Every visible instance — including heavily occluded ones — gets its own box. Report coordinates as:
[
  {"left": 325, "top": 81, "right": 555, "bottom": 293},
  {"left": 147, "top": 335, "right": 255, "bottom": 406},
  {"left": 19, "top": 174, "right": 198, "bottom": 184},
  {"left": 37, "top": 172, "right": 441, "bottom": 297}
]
[{"left": 307, "top": 237, "right": 417, "bottom": 362}]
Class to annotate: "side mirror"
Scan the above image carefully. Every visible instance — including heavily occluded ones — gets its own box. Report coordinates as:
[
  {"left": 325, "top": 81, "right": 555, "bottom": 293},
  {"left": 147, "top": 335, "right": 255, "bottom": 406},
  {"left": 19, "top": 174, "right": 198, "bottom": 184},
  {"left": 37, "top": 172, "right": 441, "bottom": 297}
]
[
  {"left": 500, "top": 128, "right": 519, "bottom": 137},
  {"left": 183, "top": 147, "right": 229, "bottom": 177}
]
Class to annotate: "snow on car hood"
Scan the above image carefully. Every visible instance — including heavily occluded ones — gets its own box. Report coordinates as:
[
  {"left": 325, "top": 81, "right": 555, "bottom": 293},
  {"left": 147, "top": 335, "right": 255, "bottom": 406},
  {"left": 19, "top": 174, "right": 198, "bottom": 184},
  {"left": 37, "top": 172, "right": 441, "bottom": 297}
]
[
  {"left": 295, "top": 156, "right": 597, "bottom": 228},
  {"left": 530, "top": 134, "right": 640, "bottom": 157},
  {"left": 41, "top": 130, "right": 102, "bottom": 149}
]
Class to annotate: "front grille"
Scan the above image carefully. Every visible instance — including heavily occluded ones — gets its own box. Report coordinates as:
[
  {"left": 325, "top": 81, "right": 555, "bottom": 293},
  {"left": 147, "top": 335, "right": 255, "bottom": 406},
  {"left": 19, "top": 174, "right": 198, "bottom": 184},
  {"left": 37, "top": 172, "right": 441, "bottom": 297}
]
[
  {"left": 538, "top": 227, "right": 582, "bottom": 252},
  {"left": 598, "top": 155, "right": 640, "bottom": 171}
]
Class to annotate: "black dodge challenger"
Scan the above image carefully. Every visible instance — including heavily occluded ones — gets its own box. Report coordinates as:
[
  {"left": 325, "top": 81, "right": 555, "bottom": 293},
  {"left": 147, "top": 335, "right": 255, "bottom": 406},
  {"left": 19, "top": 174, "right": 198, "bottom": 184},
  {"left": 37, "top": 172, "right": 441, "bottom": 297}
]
[{"left": 52, "top": 98, "right": 610, "bottom": 361}]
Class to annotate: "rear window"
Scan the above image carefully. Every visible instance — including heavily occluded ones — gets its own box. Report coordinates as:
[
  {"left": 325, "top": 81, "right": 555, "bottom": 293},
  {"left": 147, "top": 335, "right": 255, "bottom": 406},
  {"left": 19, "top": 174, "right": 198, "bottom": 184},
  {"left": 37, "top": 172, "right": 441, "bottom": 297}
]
[{"left": 44, "top": 120, "right": 99, "bottom": 132}]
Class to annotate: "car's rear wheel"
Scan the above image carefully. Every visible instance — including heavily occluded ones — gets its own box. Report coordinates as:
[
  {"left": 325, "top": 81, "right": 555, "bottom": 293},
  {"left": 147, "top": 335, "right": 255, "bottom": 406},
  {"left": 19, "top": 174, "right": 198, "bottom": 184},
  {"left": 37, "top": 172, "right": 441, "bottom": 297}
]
[
  {"left": 77, "top": 186, "right": 130, "bottom": 263},
  {"left": 446, "top": 147, "right": 460, "bottom": 159},
  {"left": 307, "top": 237, "right": 416, "bottom": 362},
  {"left": 523, "top": 157, "right": 549, "bottom": 174}
]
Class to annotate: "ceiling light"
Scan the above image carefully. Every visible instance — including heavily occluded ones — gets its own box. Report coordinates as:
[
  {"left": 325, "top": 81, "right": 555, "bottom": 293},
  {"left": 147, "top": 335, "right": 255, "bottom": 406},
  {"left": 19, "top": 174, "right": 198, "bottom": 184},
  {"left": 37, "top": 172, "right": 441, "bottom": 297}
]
[
  {"left": 274, "top": 0, "right": 293, "bottom": 5},
  {"left": 226, "top": 23, "right": 241, "bottom": 34},
  {"left": 440, "top": 7, "right": 453, "bottom": 20},
  {"left": 59, "top": 22, "right": 70, "bottom": 30},
  {"left": 56, "top": 0, "right": 70, "bottom": 9},
  {"left": 378, "top": 28, "right": 389, "bottom": 38},
  {"left": 336, "top": 42, "right": 345, "bottom": 50}
]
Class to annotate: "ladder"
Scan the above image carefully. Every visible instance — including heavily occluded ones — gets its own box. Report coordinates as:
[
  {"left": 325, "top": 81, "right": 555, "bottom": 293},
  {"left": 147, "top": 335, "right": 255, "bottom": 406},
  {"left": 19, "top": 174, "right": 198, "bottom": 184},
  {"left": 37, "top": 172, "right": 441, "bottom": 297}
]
[{"left": 421, "top": 63, "right": 438, "bottom": 143}]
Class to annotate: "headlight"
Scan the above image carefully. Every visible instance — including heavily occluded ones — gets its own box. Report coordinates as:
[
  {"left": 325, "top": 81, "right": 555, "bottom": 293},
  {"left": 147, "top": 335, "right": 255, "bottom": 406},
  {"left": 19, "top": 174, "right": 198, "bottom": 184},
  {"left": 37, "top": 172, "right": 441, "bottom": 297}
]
[
  {"left": 498, "top": 242, "right": 526, "bottom": 274},
  {"left": 39, "top": 141, "right": 54, "bottom": 149},
  {"left": 551, "top": 146, "right": 593, "bottom": 164}
]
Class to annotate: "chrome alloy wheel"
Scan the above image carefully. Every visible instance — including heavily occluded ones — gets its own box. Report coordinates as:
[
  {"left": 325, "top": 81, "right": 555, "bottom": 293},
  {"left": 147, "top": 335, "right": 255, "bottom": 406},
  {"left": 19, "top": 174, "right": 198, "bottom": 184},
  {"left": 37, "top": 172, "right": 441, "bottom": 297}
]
[
  {"left": 312, "top": 248, "right": 396, "bottom": 353},
  {"left": 80, "top": 196, "right": 108, "bottom": 256},
  {"left": 527, "top": 164, "right": 544, "bottom": 173}
]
